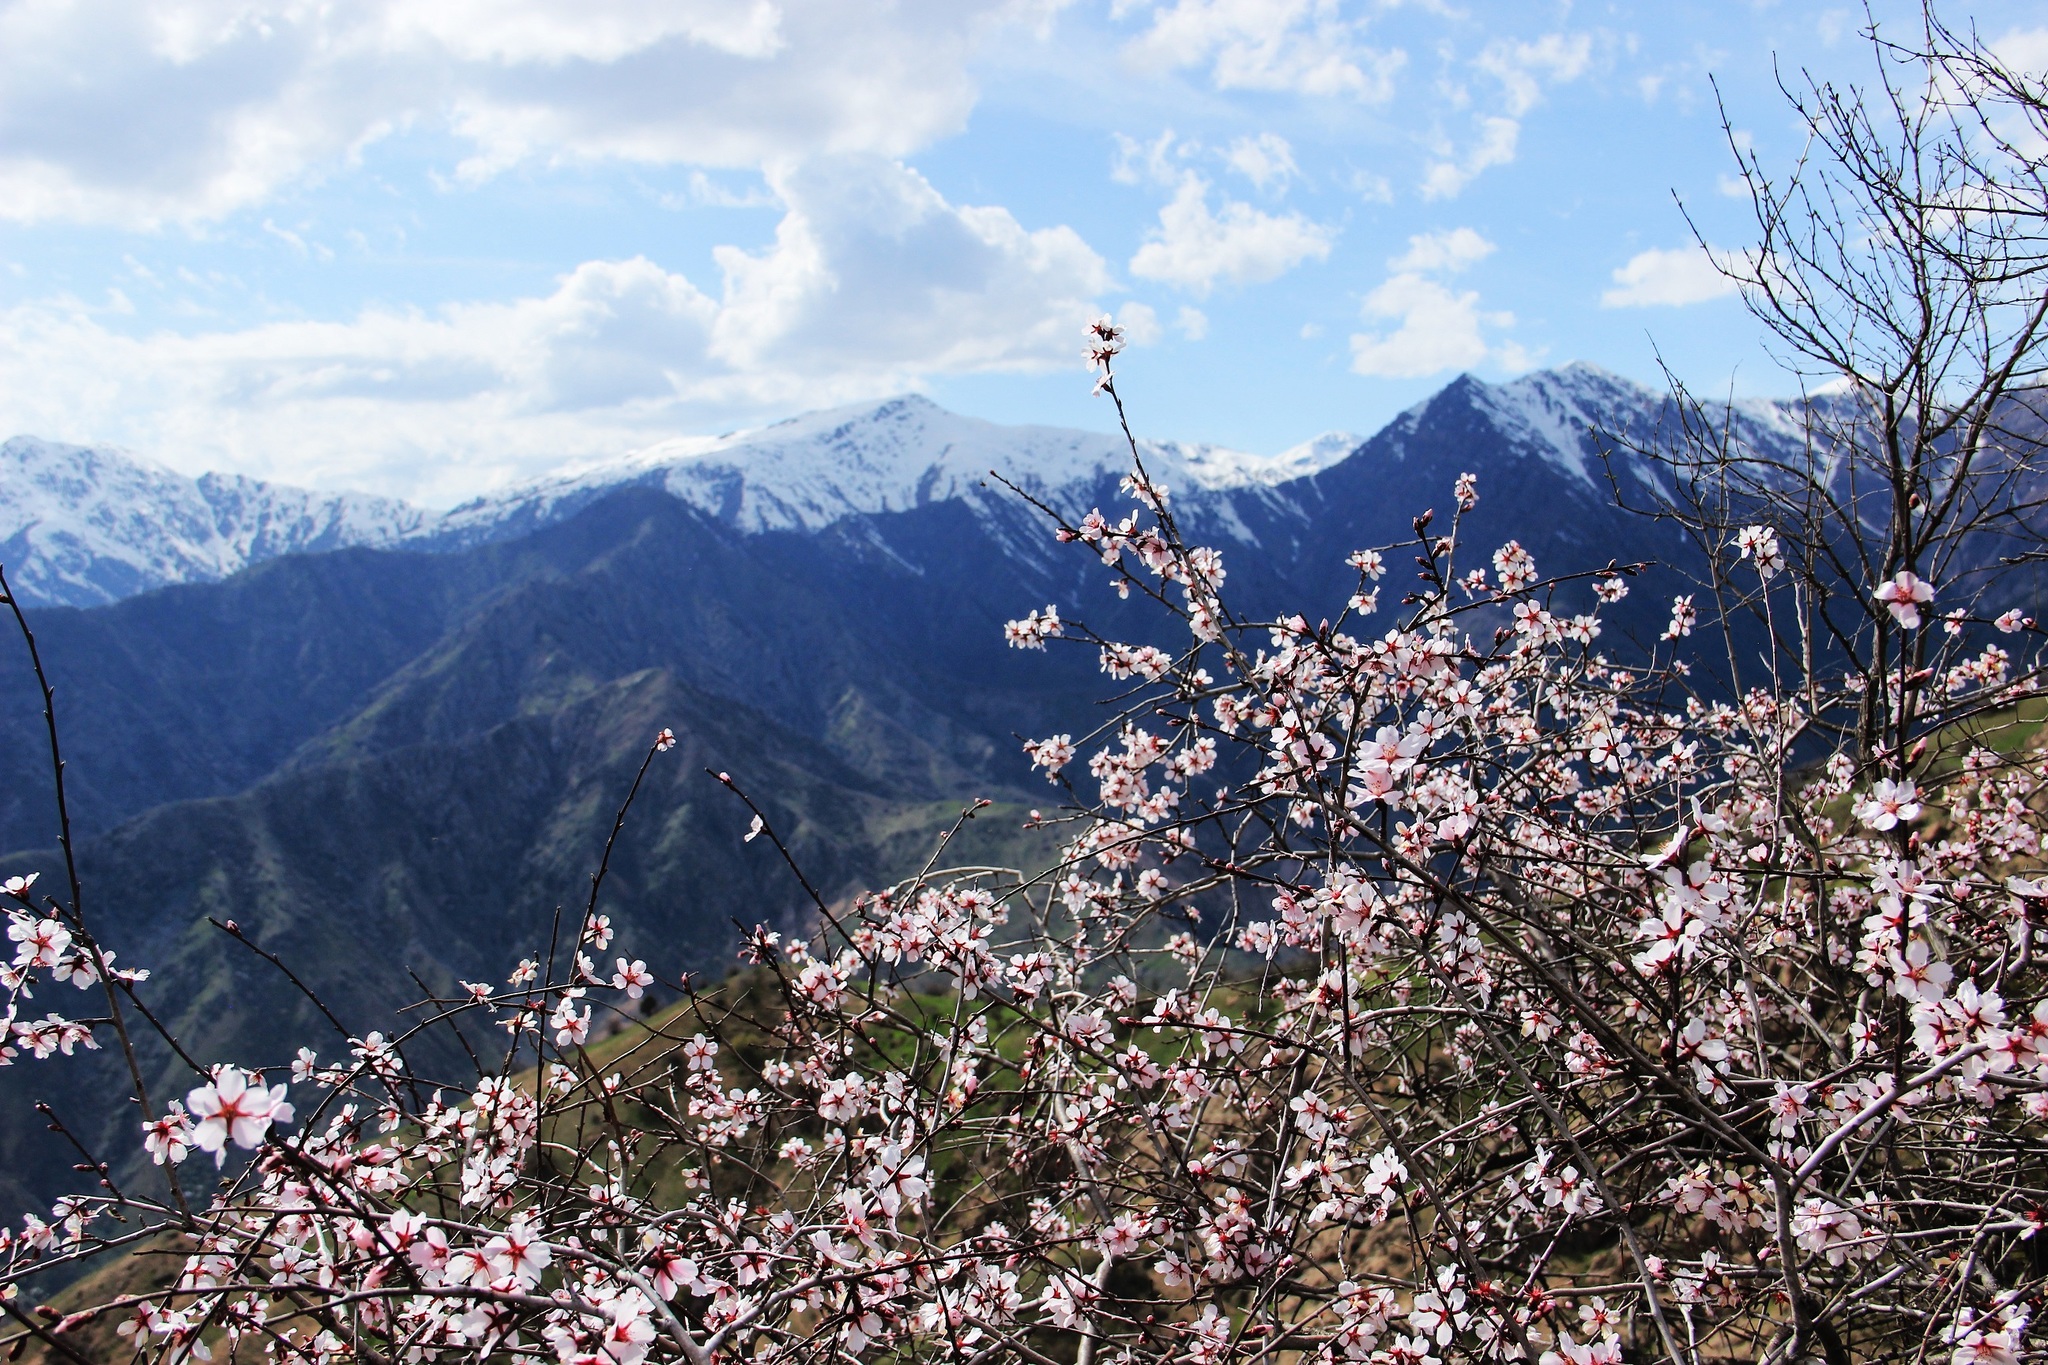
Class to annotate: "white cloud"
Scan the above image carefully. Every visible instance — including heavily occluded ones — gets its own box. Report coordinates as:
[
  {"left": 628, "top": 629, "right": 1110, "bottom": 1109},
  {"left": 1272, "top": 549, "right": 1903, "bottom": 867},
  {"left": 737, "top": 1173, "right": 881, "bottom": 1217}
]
[
  {"left": 262, "top": 220, "right": 317, "bottom": 259},
  {"left": 1122, "top": 0, "right": 1405, "bottom": 100},
  {"left": 1421, "top": 116, "right": 1519, "bottom": 200},
  {"left": 1349, "top": 225, "right": 1517, "bottom": 378},
  {"left": 1422, "top": 31, "right": 1590, "bottom": 199},
  {"left": 1117, "top": 301, "right": 1162, "bottom": 344},
  {"left": 382, "top": 0, "right": 786, "bottom": 65},
  {"left": 1474, "top": 33, "right": 1592, "bottom": 118},
  {"left": 1224, "top": 133, "right": 1299, "bottom": 192},
  {"left": 1347, "top": 169, "right": 1394, "bottom": 203},
  {"left": 1129, "top": 174, "right": 1334, "bottom": 295},
  {"left": 1111, "top": 129, "right": 1187, "bottom": 187},
  {"left": 0, "top": 0, "right": 1015, "bottom": 225},
  {"left": 1991, "top": 26, "right": 2048, "bottom": 77},
  {"left": 0, "top": 157, "right": 1110, "bottom": 502},
  {"left": 1116, "top": 128, "right": 1300, "bottom": 195},
  {"left": 1389, "top": 226, "right": 1494, "bottom": 273},
  {"left": 660, "top": 172, "right": 781, "bottom": 210},
  {"left": 1600, "top": 245, "right": 1739, "bottom": 308},
  {"left": 1349, "top": 275, "right": 1505, "bottom": 378},
  {"left": 1176, "top": 306, "right": 1209, "bottom": 340}
]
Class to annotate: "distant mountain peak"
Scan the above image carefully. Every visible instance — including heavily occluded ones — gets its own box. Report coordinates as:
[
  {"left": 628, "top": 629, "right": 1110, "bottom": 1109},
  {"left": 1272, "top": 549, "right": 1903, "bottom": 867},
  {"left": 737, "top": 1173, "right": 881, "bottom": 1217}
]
[
  {"left": 0, "top": 435, "right": 428, "bottom": 607},
  {"left": 432, "top": 393, "right": 1362, "bottom": 547},
  {"left": 1555, "top": 358, "right": 1630, "bottom": 384},
  {"left": 1403, "top": 365, "right": 1667, "bottom": 490}
]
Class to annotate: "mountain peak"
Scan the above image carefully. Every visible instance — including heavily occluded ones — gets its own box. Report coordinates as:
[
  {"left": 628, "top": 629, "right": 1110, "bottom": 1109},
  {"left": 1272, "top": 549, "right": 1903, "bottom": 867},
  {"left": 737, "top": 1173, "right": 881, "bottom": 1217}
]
[
  {"left": 1556, "top": 359, "right": 1630, "bottom": 385},
  {"left": 0, "top": 434, "right": 428, "bottom": 607},
  {"left": 1462, "top": 366, "right": 1666, "bottom": 488},
  {"left": 722, "top": 391, "right": 946, "bottom": 444},
  {"left": 435, "top": 395, "right": 1361, "bottom": 545}
]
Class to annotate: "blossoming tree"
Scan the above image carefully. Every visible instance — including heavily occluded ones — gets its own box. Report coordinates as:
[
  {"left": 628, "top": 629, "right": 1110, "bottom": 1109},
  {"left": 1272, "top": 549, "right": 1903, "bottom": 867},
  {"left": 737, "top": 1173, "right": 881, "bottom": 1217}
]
[{"left": 2, "top": 9, "right": 2047, "bottom": 1365}]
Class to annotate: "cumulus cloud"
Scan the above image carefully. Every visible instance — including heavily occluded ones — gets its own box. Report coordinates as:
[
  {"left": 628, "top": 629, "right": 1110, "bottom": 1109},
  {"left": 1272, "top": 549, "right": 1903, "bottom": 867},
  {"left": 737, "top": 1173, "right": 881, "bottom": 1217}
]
[
  {"left": 1350, "top": 227, "right": 1522, "bottom": 379},
  {"left": 1420, "top": 117, "right": 1519, "bottom": 200},
  {"left": 1115, "top": 128, "right": 1301, "bottom": 199},
  {"left": 1422, "top": 31, "right": 1590, "bottom": 199},
  {"left": 1990, "top": 26, "right": 2048, "bottom": 84},
  {"left": 1474, "top": 33, "right": 1592, "bottom": 117},
  {"left": 1116, "top": 301, "right": 1163, "bottom": 344},
  {"left": 1111, "top": 129, "right": 1189, "bottom": 187},
  {"left": 0, "top": 158, "right": 1110, "bottom": 502},
  {"left": 1600, "top": 245, "right": 1740, "bottom": 307},
  {"left": 1349, "top": 276, "right": 1502, "bottom": 377},
  {"left": 1389, "top": 226, "right": 1495, "bottom": 273},
  {"left": 1121, "top": 0, "right": 1404, "bottom": 100},
  {"left": 0, "top": 0, "right": 1010, "bottom": 224},
  {"left": 1223, "top": 133, "right": 1299, "bottom": 192},
  {"left": 1129, "top": 174, "right": 1333, "bottom": 295}
]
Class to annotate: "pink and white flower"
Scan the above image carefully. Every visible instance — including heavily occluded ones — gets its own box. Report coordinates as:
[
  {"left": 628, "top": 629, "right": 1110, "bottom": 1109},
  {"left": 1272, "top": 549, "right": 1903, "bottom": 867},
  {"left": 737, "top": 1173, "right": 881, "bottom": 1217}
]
[
  {"left": 1875, "top": 570, "right": 1935, "bottom": 627},
  {"left": 186, "top": 1067, "right": 294, "bottom": 1164}
]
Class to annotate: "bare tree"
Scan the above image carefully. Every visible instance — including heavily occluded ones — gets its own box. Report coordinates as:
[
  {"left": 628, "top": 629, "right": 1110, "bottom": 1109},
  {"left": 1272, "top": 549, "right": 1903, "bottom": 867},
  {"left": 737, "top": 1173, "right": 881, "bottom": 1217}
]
[{"left": 1609, "top": 3, "right": 2048, "bottom": 769}]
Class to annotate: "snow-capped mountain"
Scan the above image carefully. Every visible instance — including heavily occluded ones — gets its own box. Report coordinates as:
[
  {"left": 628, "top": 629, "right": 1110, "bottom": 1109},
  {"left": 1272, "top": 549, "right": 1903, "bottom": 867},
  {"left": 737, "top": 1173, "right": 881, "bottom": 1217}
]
[
  {"left": 1361, "top": 361, "right": 1810, "bottom": 492},
  {"left": 1, "top": 363, "right": 1799, "bottom": 608},
  {"left": 0, "top": 437, "right": 429, "bottom": 607},
  {"left": 0, "top": 398, "right": 1363, "bottom": 604},
  {"left": 425, "top": 394, "right": 1360, "bottom": 549}
]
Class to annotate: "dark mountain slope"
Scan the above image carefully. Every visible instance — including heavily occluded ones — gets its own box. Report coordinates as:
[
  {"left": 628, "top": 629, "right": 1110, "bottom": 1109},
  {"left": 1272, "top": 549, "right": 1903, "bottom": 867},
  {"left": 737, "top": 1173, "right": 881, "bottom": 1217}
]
[
  {"left": 0, "top": 500, "right": 810, "bottom": 847},
  {"left": 285, "top": 490, "right": 1045, "bottom": 792},
  {"left": 0, "top": 669, "right": 1048, "bottom": 1213},
  {"left": 0, "top": 547, "right": 482, "bottom": 848}
]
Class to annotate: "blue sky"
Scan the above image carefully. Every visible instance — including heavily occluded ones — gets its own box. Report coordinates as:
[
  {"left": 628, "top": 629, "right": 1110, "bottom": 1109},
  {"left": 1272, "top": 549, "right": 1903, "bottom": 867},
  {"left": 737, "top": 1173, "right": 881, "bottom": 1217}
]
[{"left": 0, "top": 0, "right": 2038, "bottom": 505}]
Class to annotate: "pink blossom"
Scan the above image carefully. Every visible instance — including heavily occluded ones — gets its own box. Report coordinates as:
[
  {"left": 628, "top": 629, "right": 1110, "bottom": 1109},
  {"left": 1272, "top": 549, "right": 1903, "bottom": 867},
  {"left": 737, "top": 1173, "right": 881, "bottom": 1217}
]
[
  {"left": 1875, "top": 570, "right": 1935, "bottom": 627},
  {"left": 185, "top": 1067, "right": 293, "bottom": 1164},
  {"left": 482, "top": 1218, "right": 551, "bottom": 1287},
  {"left": 612, "top": 958, "right": 654, "bottom": 998},
  {"left": 1854, "top": 778, "right": 1922, "bottom": 831},
  {"left": 141, "top": 1104, "right": 192, "bottom": 1166}
]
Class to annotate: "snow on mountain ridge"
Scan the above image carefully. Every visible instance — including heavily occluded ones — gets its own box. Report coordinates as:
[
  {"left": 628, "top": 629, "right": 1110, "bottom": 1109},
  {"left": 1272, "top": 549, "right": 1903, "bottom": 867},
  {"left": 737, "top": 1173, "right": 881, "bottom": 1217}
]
[
  {"left": 0, "top": 436, "right": 427, "bottom": 607},
  {"left": 1464, "top": 363, "right": 1644, "bottom": 490},
  {"left": 1421, "top": 362, "right": 1815, "bottom": 495},
  {"left": 432, "top": 393, "right": 1361, "bottom": 543},
  {"left": 1, "top": 398, "right": 1361, "bottom": 604}
]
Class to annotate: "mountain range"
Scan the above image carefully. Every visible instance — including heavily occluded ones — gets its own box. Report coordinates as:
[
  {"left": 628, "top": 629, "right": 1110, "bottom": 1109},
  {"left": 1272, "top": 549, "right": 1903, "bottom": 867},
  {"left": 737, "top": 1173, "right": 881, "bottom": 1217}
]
[
  {"left": 0, "top": 401, "right": 1372, "bottom": 609},
  {"left": 0, "top": 363, "right": 1976, "bottom": 1216}
]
